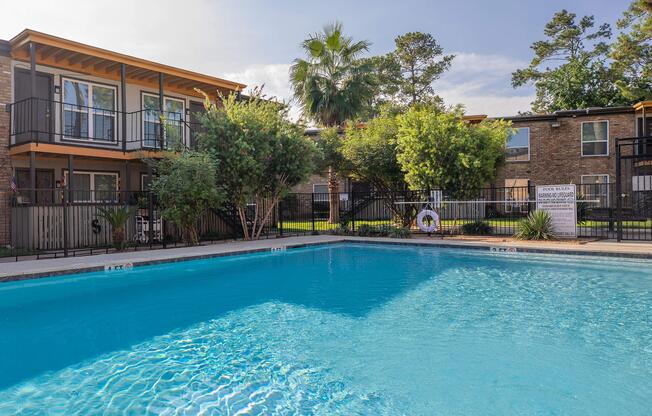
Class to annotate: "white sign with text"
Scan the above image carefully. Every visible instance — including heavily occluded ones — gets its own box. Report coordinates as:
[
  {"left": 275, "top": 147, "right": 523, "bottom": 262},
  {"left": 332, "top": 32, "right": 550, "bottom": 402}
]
[{"left": 536, "top": 184, "right": 577, "bottom": 239}]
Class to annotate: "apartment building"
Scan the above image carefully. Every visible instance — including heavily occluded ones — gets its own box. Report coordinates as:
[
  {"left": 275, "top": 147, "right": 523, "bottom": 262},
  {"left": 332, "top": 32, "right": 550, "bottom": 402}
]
[
  {"left": 0, "top": 29, "right": 245, "bottom": 203},
  {"left": 0, "top": 29, "right": 248, "bottom": 247}
]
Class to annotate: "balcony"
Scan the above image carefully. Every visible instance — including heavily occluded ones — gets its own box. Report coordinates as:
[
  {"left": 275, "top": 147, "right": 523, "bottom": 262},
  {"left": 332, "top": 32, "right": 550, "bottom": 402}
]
[{"left": 7, "top": 97, "right": 199, "bottom": 153}]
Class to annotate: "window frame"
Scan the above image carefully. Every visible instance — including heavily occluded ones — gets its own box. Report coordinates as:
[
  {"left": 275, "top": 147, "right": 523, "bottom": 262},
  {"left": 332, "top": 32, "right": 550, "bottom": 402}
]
[
  {"left": 504, "top": 178, "right": 530, "bottom": 213},
  {"left": 63, "top": 170, "right": 120, "bottom": 203},
  {"left": 505, "top": 126, "right": 530, "bottom": 162},
  {"left": 141, "top": 92, "right": 186, "bottom": 148},
  {"left": 581, "top": 174, "right": 610, "bottom": 206},
  {"left": 580, "top": 120, "right": 609, "bottom": 157},
  {"left": 61, "top": 77, "right": 118, "bottom": 144}
]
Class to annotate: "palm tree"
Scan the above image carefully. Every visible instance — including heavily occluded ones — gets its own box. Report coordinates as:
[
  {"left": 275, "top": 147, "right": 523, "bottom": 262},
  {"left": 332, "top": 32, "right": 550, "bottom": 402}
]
[
  {"left": 97, "top": 205, "right": 137, "bottom": 251},
  {"left": 290, "top": 22, "right": 376, "bottom": 223}
]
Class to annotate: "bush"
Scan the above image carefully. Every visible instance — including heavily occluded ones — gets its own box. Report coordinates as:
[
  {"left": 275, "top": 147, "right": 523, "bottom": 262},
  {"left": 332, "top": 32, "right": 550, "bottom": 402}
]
[
  {"left": 461, "top": 220, "right": 493, "bottom": 235},
  {"left": 357, "top": 224, "right": 374, "bottom": 237},
  {"left": 387, "top": 226, "right": 411, "bottom": 239},
  {"left": 514, "top": 210, "right": 557, "bottom": 240},
  {"left": 356, "top": 224, "right": 411, "bottom": 238}
]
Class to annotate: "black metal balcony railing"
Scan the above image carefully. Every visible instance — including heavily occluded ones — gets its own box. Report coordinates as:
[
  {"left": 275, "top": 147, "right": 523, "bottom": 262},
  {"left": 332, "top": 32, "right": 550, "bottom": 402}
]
[{"left": 7, "top": 97, "right": 192, "bottom": 151}]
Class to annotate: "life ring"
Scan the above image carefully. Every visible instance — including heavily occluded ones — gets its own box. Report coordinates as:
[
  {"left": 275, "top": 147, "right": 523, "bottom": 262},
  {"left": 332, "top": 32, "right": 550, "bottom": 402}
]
[{"left": 416, "top": 209, "right": 439, "bottom": 233}]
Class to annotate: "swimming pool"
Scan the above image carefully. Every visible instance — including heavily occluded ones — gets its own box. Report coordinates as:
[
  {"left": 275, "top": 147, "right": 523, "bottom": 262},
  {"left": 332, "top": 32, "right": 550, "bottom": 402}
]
[{"left": 0, "top": 243, "right": 651, "bottom": 414}]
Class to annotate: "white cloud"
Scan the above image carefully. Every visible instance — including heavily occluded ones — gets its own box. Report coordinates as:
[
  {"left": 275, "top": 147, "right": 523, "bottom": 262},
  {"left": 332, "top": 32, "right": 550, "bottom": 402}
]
[
  {"left": 435, "top": 52, "right": 534, "bottom": 116},
  {"left": 227, "top": 53, "right": 535, "bottom": 120}
]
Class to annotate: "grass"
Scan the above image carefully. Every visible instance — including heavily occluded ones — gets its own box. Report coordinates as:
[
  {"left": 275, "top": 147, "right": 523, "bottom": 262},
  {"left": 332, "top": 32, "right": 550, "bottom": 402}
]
[{"left": 280, "top": 218, "right": 652, "bottom": 233}]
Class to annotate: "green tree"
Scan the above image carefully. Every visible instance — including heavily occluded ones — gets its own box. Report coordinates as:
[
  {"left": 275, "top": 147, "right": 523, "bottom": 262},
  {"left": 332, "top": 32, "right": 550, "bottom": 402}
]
[
  {"left": 290, "top": 22, "right": 376, "bottom": 223},
  {"left": 197, "top": 91, "right": 316, "bottom": 240},
  {"left": 341, "top": 106, "right": 415, "bottom": 226},
  {"left": 151, "top": 151, "right": 224, "bottom": 245},
  {"left": 512, "top": 10, "right": 627, "bottom": 113},
  {"left": 375, "top": 32, "right": 454, "bottom": 107},
  {"left": 395, "top": 108, "right": 511, "bottom": 199},
  {"left": 610, "top": 0, "right": 652, "bottom": 101}
]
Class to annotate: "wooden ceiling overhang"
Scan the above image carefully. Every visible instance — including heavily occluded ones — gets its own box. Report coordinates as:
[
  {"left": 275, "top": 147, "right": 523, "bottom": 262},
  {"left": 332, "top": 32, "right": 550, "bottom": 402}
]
[{"left": 9, "top": 29, "right": 245, "bottom": 100}]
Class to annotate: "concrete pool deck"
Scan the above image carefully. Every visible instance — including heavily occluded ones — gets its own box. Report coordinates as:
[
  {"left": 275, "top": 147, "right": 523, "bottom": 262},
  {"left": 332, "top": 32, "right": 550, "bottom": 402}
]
[{"left": 1, "top": 235, "right": 651, "bottom": 282}]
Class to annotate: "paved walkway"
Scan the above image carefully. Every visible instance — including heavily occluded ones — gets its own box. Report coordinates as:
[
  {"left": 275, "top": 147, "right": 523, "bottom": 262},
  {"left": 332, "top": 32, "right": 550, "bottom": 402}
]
[{"left": 1, "top": 235, "right": 651, "bottom": 282}]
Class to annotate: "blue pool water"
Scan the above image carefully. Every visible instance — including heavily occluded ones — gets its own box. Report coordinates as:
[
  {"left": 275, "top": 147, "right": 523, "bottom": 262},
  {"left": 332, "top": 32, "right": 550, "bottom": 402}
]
[{"left": 0, "top": 243, "right": 651, "bottom": 415}]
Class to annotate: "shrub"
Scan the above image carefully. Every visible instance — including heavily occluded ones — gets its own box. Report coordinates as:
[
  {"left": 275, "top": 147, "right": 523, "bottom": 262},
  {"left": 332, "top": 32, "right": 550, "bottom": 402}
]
[
  {"left": 514, "top": 210, "right": 557, "bottom": 240},
  {"left": 357, "top": 224, "right": 374, "bottom": 237},
  {"left": 387, "top": 226, "right": 411, "bottom": 239},
  {"left": 97, "top": 205, "right": 137, "bottom": 251},
  {"left": 461, "top": 220, "right": 493, "bottom": 235},
  {"left": 355, "top": 224, "right": 410, "bottom": 238}
]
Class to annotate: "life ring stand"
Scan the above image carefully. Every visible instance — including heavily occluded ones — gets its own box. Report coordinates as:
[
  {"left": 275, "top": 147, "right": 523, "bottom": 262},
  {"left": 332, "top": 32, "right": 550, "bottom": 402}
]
[{"left": 416, "top": 209, "right": 440, "bottom": 233}]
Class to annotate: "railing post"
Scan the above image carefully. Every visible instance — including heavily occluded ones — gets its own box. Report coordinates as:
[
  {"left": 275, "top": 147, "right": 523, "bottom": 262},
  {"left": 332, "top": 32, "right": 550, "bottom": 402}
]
[
  {"left": 311, "top": 193, "right": 315, "bottom": 234},
  {"left": 120, "top": 63, "right": 127, "bottom": 152},
  {"left": 616, "top": 140, "right": 623, "bottom": 242},
  {"left": 351, "top": 192, "right": 356, "bottom": 233}
]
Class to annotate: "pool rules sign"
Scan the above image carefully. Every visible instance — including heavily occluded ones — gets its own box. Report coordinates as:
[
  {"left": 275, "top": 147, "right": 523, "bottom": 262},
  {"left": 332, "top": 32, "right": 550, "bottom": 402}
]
[{"left": 536, "top": 184, "right": 577, "bottom": 238}]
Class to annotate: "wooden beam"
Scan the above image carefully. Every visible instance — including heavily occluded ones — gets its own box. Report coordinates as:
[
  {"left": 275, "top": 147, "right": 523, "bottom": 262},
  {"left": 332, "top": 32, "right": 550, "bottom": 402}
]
[
  {"left": 11, "top": 54, "right": 207, "bottom": 98},
  {"left": 39, "top": 45, "right": 57, "bottom": 60},
  {"left": 9, "top": 29, "right": 245, "bottom": 91},
  {"left": 54, "top": 50, "right": 75, "bottom": 63},
  {"left": 80, "top": 56, "right": 102, "bottom": 68}
]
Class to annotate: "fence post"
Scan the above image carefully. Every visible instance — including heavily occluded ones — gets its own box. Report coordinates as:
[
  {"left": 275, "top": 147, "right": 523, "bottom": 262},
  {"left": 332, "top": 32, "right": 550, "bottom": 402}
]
[
  {"left": 311, "top": 193, "right": 315, "bottom": 234},
  {"left": 62, "top": 184, "right": 69, "bottom": 257},
  {"left": 616, "top": 141, "right": 622, "bottom": 242},
  {"left": 351, "top": 192, "right": 356, "bottom": 233},
  {"left": 278, "top": 199, "right": 283, "bottom": 237}
]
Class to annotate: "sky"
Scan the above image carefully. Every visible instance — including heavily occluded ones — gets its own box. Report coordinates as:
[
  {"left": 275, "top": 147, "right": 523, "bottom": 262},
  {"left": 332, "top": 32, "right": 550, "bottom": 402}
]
[{"left": 0, "top": 0, "right": 630, "bottom": 118}]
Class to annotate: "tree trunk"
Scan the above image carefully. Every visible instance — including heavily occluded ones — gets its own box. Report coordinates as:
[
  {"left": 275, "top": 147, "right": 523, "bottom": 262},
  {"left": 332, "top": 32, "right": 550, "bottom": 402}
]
[{"left": 328, "top": 166, "right": 340, "bottom": 224}]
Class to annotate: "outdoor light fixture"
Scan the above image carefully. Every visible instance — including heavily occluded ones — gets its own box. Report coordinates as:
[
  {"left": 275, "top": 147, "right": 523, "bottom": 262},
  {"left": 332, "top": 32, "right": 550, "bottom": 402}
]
[{"left": 54, "top": 85, "right": 61, "bottom": 94}]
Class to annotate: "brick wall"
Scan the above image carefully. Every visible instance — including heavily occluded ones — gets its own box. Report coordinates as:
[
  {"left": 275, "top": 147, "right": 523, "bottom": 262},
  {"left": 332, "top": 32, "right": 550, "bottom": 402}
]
[
  {"left": 0, "top": 55, "right": 11, "bottom": 245},
  {"left": 495, "top": 112, "right": 636, "bottom": 187}
]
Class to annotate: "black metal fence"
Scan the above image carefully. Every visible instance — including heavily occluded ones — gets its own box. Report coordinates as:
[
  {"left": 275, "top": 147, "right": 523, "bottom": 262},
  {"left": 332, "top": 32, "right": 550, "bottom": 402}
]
[
  {"left": 8, "top": 97, "right": 187, "bottom": 151},
  {"left": 0, "top": 184, "right": 649, "bottom": 261}
]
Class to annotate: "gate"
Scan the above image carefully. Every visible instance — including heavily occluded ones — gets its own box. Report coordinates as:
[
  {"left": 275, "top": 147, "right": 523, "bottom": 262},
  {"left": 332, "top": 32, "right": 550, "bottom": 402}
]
[{"left": 615, "top": 136, "right": 652, "bottom": 241}]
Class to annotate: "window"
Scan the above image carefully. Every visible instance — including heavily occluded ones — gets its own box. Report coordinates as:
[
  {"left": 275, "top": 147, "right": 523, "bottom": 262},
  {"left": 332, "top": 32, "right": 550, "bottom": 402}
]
[
  {"left": 63, "top": 79, "right": 116, "bottom": 141},
  {"left": 504, "top": 178, "right": 530, "bottom": 213},
  {"left": 581, "top": 175, "right": 609, "bottom": 207},
  {"left": 506, "top": 127, "right": 530, "bottom": 161},
  {"left": 142, "top": 93, "right": 185, "bottom": 148},
  {"left": 313, "top": 184, "right": 328, "bottom": 201},
  {"left": 64, "top": 171, "right": 118, "bottom": 202},
  {"left": 581, "top": 121, "right": 609, "bottom": 156}
]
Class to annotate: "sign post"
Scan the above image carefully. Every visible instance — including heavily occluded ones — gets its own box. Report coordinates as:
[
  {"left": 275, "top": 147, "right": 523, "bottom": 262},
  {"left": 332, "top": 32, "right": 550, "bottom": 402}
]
[{"left": 536, "top": 184, "right": 577, "bottom": 239}]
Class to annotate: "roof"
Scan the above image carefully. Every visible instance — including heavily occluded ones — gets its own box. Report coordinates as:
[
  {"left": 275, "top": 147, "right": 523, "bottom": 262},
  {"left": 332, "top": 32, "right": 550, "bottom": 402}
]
[
  {"left": 494, "top": 106, "right": 635, "bottom": 122},
  {"left": 8, "top": 29, "right": 245, "bottom": 95}
]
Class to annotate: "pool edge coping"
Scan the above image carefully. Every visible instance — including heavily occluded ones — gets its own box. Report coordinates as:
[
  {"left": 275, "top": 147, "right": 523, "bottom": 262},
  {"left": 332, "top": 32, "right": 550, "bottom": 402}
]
[{"left": 1, "top": 236, "right": 651, "bottom": 283}]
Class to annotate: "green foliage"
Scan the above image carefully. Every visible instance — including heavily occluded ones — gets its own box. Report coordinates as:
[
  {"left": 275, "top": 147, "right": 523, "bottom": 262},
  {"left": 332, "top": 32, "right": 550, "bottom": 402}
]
[
  {"left": 380, "top": 32, "right": 454, "bottom": 106},
  {"left": 387, "top": 226, "right": 411, "bottom": 239},
  {"left": 610, "top": 0, "right": 652, "bottom": 101},
  {"left": 197, "top": 90, "right": 317, "bottom": 239},
  {"left": 150, "top": 151, "right": 224, "bottom": 245},
  {"left": 515, "top": 210, "right": 557, "bottom": 240},
  {"left": 313, "top": 127, "right": 346, "bottom": 175},
  {"left": 395, "top": 109, "right": 511, "bottom": 199},
  {"left": 461, "top": 220, "right": 493, "bottom": 235},
  {"left": 290, "top": 22, "right": 376, "bottom": 126},
  {"left": 97, "top": 205, "right": 137, "bottom": 251},
  {"left": 356, "top": 223, "right": 411, "bottom": 238},
  {"left": 342, "top": 107, "right": 418, "bottom": 226},
  {"left": 512, "top": 9, "right": 628, "bottom": 112}
]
